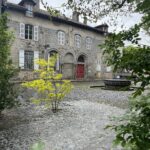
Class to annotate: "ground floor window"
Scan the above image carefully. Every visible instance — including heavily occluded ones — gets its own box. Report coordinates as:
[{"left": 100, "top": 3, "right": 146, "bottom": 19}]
[{"left": 24, "top": 51, "right": 34, "bottom": 70}]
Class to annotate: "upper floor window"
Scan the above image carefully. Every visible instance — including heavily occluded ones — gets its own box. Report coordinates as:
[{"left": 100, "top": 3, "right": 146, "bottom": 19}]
[
  {"left": 20, "top": 23, "right": 39, "bottom": 41},
  {"left": 58, "top": 31, "right": 65, "bottom": 45},
  {"left": 86, "top": 37, "right": 92, "bottom": 49},
  {"left": 75, "top": 34, "right": 81, "bottom": 48},
  {"left": 25, "top": 4, "right": 33, "bottom": 17},
  {"left": 25, "top": 24, "right": 33, "bottom": 39}
]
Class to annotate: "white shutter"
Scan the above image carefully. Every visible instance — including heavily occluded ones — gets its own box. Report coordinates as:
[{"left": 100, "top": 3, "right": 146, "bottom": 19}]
[
  {"left": 34, "top": 51, "right": 39, "bottom": 70},
  {"left": 20, "top": 23, "right": 25, "bottom": 39},
  {"left": 34, "top": 26, "right": 39, "bottom": 41},
  {"left": 19, "top": 50, "right": 24, "bottom": 69},
  {"left": 106, "top": 66, "right": 112, "bottom": 72}
]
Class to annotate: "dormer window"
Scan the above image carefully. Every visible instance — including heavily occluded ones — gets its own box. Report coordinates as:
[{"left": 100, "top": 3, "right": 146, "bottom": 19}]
[{"left": 25, "top": 4, "right": 33, "bottom": 17}]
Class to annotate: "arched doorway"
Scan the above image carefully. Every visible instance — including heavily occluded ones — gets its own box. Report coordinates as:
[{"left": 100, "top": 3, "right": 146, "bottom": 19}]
[
  {"left": 76, "top": 55, "right": 86, "bottom": 79},
  {"left": 62, "top": 53, "right": 74, "bottom": 79},
  {"left": 49, "top": 50, "right": 60, "bottom": 71}
]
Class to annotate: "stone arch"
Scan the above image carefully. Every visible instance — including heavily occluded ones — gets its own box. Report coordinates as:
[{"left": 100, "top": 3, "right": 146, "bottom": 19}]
[
  {"left": 62, "top": 52, "right": 75, "bottom": 79},
  {"left": 64, "top": 53, "right": 74, "bottom": 63},
  {"left": 76, "top": 53, "right": 88, "bottom": 63},
  {"left": 48, "top": 50, "right": 60, "bottom": 72},
  {"left": 49, "top": 49, "right": 58, "bottom": 56}
]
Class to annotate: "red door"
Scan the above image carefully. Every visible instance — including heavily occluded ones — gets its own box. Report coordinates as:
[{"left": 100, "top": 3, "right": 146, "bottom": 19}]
[{"left": 76, "top": 64, "right": 84, "bottom": 79}]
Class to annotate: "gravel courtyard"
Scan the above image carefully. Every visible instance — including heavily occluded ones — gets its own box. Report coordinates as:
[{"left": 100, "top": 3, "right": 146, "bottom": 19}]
[{"left": 0, "top": 82, "right": 132, "bottom": 150}]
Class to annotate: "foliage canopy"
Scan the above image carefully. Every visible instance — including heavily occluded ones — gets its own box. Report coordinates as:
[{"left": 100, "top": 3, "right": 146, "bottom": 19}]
[{"left": 0, "top": 13, "right": 18, "bottom": 114}]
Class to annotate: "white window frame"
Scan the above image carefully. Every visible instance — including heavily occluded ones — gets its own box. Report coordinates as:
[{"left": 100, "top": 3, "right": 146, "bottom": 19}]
[
  {"left": 86, "top": 37, "right": 92, "bottom": 50},
  {"left": 58, "top": 31, "right": 65, "bottom": 45},
  {"left": 25, "top": 24, "right": 33, "bottom": 40},
  {"left": 75, "top": 34, "right": 81, "bottom": 48}
]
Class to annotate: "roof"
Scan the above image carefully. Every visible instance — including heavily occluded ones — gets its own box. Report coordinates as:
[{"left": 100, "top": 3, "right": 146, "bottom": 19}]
[
  {"left": 95, "top": 24, "right": 109, "bottom": 28},
  {"left": 6, "top": 2, "right": 106, "bottom": 35},
  {"left": 19, "top": 0, "right": 36, "bottom": 6}
]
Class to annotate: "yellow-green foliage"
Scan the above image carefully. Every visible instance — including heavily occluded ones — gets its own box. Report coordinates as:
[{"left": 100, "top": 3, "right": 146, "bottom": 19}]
[{"left": 22, "top": 55, "right": 73, "bottom": 111}]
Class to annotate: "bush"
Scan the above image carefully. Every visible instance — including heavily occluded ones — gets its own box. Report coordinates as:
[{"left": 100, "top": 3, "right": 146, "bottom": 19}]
[
  {"left": 0, "top": 14, "right": 18, "bottom": 115},
  {"left": 22, "top": 55, "right": 73, "bottom": 112},
  {"left": 107, "top": 93, "right": 150, "bottom": 150}
]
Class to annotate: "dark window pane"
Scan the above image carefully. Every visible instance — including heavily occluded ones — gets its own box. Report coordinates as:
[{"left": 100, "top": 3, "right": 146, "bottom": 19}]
[
  {"left": 25, "top": 24, "right": 33, "bottom": 39},
  {"left": 24, "top": 51, "right": 34, "bottom": 70}
]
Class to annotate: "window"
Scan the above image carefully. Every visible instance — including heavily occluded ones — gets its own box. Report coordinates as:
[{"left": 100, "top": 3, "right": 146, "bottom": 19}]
[
  {"left": 25, "top": 24, "right": 33, "bottom": 39},
  {"left": 19, "top": 50, "right": 39, "bottom": 70},
  {"left": 25, "top": 4, "right": 33, "bottom": 17},
  {"left": 58, "top": 31, "right": 65, "bottom": 45},
  {"left": 20, "top": 23, "right": 38, "bottom": 41},
  {"left": 24, "top": 51, "right": 34, "bottom": 70},
  {"left": 86, "top": 37, "right": 92, "bottom": 49},
  {"left": 75, "top": 34, "right": 81, "bottom": 48}
]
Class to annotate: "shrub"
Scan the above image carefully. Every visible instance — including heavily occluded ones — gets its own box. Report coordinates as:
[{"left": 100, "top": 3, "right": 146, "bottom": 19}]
[
  {"left": 0, "top": 14, "right": 18, "bottom": 115},
  {"left": 107, "top": 93, "right": 150, "bottom": 150},
  {"left": 22, "top": 55, "right": 73, "bottom": 112}
]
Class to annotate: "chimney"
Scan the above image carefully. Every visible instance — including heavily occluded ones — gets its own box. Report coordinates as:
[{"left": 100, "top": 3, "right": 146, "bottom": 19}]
[
  {"left": 72, "top": 11, "right": 79, "bottom": 22},
  {"left": 34, "top": 0, "right": 40, "bottom": 9},
  {"left": 83, "top": 15, "right": 87, "bottom": 25}
]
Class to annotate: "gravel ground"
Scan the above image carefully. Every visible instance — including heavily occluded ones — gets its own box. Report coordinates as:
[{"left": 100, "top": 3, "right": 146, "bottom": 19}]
[{"left": 0, "top": 83, "right": 132, "bottom": 150}]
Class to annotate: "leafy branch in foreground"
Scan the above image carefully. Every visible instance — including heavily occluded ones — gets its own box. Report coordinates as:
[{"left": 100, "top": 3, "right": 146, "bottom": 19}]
[
  {"left": 106, "top": 93, "right": 150, "bottom": 150},
  {"left": 0, "top": 13, "right": 19, "bottom": 115},
  {"left": 22, "top": 55, "right": 73, "bottom": 113}
]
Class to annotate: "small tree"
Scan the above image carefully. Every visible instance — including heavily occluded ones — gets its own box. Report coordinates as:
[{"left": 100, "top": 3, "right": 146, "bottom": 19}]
[
  {"left": 0, "top": 14, "right": 18, "bottom": 115},
  {"left": 22, "top": 55, "right": 73, "bottom": 113}
]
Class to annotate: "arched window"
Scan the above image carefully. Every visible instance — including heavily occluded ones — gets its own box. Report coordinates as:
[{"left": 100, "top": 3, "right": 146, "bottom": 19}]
[
  {"left": 78, "top": 55, "right": 85, "bottom": 63},
  {"left": 75, "top": 34, "right": 81, "bottom": 48},
  {"left": 58, "top": 31, "right": 65, "bottom": 45},
  {"left": 49, "top": 50, "right": 60, "bottom": 71},
  {"left": 86, "top": 37, "right": 92, "bottom": 49}
]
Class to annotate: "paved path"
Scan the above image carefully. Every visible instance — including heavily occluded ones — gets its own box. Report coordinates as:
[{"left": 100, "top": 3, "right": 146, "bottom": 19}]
[{"left": 0, "top": 85, "right": 132, "bottom": 150}]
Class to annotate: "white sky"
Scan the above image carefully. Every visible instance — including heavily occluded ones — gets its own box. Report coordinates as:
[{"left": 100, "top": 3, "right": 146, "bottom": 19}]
[{"left": 8, "top": 0, "right": 150, "bottom": 45}]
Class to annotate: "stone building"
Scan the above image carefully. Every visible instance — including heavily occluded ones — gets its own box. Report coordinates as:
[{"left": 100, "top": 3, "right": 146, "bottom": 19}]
[{"left": 0, "top": 0, "right": 113, "bottom": 80}]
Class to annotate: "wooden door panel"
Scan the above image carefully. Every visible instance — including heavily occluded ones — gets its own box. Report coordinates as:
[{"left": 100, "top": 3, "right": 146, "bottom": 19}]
[{"left": 76, "top": 64, "right": 84, "bottom": 79}]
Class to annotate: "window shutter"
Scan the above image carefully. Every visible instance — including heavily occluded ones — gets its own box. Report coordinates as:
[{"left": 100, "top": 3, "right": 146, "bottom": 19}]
[
  {"left": 19, "top": 50, "right": 24, "bottom": 69},
  {"left": 34, "top": 26, "right": 39, "bottom": 41},
  {"left": 34, "top": 51, "right": 39, "bottom": 70},
  {"left": 20, "top": 23, "right": 25, "bottom": 39}
]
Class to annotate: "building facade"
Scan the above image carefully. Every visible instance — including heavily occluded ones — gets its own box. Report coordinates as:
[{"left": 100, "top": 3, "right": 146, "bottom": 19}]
[{"left": 1, "top": 0, "right": 113, "bottom": 80}]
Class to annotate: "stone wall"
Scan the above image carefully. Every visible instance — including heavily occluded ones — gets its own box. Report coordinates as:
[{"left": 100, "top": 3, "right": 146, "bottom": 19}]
[{"left": 6, "top": 8, "right": 112, "bottom": 80}]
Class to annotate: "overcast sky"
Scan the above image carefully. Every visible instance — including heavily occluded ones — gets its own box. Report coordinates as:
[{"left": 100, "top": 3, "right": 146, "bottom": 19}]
[{"left": 8, "top": 0, "right": 141, "bottom": 30}]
